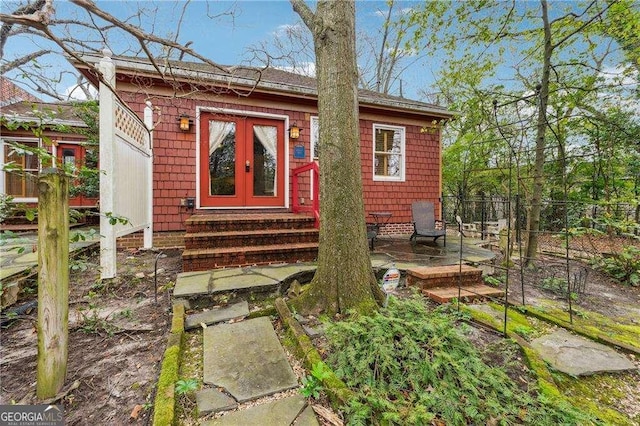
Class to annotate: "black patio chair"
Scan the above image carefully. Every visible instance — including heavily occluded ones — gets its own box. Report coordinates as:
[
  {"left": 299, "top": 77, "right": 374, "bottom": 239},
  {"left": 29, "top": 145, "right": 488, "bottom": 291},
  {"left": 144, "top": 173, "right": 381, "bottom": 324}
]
[{"left": 410, "top": 201, "right": 446, "bottom": 246}]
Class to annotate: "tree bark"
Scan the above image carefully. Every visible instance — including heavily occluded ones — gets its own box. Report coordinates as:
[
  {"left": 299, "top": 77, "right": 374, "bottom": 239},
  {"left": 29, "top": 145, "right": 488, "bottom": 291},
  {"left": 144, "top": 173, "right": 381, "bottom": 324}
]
[
  {"left": 525, "top": 0, "right": 552, "bottom": 266},
  {"left": 291, "top": 0, "right": 383, "bottom": 315},
  {"left": 37, "top": 168, "right": 70, "bottom": 399}
]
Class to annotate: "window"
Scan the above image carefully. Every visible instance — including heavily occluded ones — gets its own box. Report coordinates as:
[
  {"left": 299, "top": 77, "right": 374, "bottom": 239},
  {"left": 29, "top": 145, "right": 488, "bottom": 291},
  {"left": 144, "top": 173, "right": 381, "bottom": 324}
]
[
  {"left": 2, "top": 139, "right": 40, "bottom": 199},
  {"left": 310, "top": 116, "right": 319, "bottom": 160},
  {"left": 373, "top": 124, "right": 405, "bottom": 181}
]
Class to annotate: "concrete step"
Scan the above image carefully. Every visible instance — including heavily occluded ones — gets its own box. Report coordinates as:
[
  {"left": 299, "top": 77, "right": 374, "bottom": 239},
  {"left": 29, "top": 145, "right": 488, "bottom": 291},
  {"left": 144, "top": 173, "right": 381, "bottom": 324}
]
[
  {"left": 184, "top": 228, "right": 318, "bottom": 250},
  {"left": 182, "top": 242, "right": 318, "bottom": 271},
  {"left": 423, "top": 284, "right": 504, "bottom": 304}
]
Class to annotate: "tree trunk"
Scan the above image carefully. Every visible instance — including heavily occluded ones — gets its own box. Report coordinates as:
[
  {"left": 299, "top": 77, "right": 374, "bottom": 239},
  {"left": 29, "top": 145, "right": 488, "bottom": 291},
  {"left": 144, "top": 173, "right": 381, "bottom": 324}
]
[
  {"left": 291, "top": 0, "right": 383, "bottom": 315},
  {"left": 37, "top": 168, "right": 70, "bottom": 399},
  {"left": 525, "top": 0, "right": 553, "bottom": 266}
]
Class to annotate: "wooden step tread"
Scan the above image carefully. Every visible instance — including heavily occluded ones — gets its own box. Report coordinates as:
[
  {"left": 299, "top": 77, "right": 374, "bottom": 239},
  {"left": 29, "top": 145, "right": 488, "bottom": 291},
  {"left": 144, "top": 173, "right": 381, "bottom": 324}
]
[
  {"left": 408, "top": 264, "right": 481, "bottom": 279},
  {"left": 423, "top": 284, "right": 504, "bottom": 304},
  {"left": 183, "top": 242, "right": 319, "bottom": 258}
]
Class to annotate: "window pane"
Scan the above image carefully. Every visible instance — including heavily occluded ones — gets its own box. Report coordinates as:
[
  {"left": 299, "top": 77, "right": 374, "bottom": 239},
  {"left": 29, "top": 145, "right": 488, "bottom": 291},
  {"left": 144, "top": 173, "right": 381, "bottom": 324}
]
[
  {"left": 209, "top": 121, "right": 236, "bottom": 196},
  {"left": 4, "top": 141, "right": 39, "bottom": 197}
]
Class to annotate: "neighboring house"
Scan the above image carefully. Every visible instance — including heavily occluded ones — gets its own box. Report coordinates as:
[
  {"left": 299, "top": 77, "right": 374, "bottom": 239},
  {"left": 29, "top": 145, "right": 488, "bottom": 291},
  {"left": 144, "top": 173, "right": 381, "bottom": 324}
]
[
  {"left": 0, "top": 78, "right": 97, "bottom": 212},
  {"left": 72, "top": 53, "right": 453, "bottom": 269}
]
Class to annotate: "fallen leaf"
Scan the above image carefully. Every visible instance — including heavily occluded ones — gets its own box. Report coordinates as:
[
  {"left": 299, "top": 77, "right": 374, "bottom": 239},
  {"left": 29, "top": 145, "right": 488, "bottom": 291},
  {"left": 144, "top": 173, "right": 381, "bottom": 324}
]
[{"left": 130, "top": 404, "right": 143, "bottom": 421}]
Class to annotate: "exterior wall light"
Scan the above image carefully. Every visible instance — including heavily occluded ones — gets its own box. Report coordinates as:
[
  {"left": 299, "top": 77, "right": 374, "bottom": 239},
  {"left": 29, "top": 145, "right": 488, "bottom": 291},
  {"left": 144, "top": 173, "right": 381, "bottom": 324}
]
[
  {"left": 288, "top": 123, "right": 302, "bottom": 139},
  {"left": 178, "top": 114, "right": 192, "bottom": 132}
]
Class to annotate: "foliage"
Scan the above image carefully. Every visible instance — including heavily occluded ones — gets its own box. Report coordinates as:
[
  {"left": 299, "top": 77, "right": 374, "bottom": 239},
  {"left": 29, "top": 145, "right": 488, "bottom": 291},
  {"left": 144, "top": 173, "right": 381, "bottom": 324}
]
[
  {"left": 592, "top": 246, "right": 640, "bottom": 286},
  {"left": 77, "top": 291, "right": 116, "bottom": 336},
  {"left": 300, "top": 362, "right": 332, "bottom": 399},
  {"left": 0, "top": 194, "right": 15, "bottom": 222},
  {"left": 325, "top": 297, "right": 593, "bottom": 425},
  {"left": 175, "top": 379, "right": 198, "bottom": 395}
]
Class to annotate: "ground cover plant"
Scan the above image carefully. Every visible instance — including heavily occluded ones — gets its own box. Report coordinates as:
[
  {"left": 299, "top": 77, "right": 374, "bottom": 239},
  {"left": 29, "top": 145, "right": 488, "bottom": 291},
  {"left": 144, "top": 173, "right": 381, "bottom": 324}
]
[{"left": 324, "top": 296, "right": 594, "bottom": 425}]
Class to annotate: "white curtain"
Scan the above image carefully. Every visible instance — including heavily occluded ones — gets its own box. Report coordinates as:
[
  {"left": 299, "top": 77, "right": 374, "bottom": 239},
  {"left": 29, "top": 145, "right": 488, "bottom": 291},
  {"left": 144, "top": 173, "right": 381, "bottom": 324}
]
[
  {"left": 253, "top": 125, "right": 277, "bottom": 159},
  {"left": 209, "top": 121, "right": 235, "bottom": 156}
]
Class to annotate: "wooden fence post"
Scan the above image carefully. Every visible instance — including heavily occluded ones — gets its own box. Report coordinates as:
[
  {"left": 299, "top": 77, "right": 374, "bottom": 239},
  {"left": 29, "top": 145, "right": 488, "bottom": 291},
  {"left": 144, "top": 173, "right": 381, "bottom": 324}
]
[{"left": 36, "top": 168, "right": 70, "bottom": 399}]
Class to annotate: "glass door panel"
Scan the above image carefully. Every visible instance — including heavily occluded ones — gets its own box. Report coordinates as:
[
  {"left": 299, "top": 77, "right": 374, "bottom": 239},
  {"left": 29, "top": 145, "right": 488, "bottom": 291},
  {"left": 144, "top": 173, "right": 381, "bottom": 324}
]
[
  {"left": 208, "top": 121, "right": 237, "bottom": 196},
  {"left": 252, "top": 125, "right": 277, "bottom": 197}
]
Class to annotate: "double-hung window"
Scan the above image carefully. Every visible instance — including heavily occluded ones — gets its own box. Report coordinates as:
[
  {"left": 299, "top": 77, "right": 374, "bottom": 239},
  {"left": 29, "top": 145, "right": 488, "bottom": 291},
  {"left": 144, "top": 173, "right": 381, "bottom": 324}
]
[
  {"left": 1, "top": 138, "right": 40, "bottom": 200},
  {"left": 373, "top": 124, "right": 405, "bottom": 181}
]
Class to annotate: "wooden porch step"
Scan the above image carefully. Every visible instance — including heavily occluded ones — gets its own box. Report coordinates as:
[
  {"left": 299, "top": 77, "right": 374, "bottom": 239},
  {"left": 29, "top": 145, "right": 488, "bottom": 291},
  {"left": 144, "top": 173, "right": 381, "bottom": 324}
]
[
  {"left": 423, "top": 284, "right": 504, "bottom": 304},
  {"left": 182, "top": 242, "right": 318, "bottom": 272},
  {"left": 184, "top": 228, "right": 319, "bottom": 249},
  {"left": 407, "top": 265, "right": 483, "bottom": 290}
]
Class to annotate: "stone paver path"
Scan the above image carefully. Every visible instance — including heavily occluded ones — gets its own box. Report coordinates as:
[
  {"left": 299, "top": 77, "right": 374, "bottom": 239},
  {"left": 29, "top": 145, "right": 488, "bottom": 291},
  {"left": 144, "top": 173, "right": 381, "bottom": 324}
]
[
  {"left": 202, "top": 395, "right": 317, "bottom": 426},
  {"left": 185, "top": 301, "right": 249, "bottom": 330},
  {"left": 469, "top": 304, "right": 637, "bottom": 376},
  {"left": 531, "top": 328, "right": 636, "bottom": 376},
  {"left": 203, "top": 316, "right": 298, "bottom": 403}
]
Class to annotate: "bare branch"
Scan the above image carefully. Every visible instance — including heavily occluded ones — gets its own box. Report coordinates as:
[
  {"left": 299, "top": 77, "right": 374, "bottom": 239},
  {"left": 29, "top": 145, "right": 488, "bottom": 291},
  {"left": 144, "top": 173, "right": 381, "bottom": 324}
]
[{"left": 1, "top": 49, "right": 48, "bottom": 73}]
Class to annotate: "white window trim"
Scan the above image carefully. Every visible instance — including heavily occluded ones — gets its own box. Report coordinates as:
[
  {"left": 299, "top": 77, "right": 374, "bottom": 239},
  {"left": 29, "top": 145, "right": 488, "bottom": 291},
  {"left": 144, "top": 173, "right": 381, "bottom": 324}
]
[
  {"left": 310, "top": 116, "right": 319, "bottom": 200},
  {"left": 372, "top": 123, "right": 406, "bottom": 182},
  {"left": 0, "top": 136, "right": 40, "bottom": 203}
]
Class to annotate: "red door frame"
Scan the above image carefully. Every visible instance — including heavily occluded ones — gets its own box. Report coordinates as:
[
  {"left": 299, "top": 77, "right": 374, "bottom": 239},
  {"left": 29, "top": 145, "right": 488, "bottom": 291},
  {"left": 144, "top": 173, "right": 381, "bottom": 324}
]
[
  {"left": 57, "top": 143, "right": 98, "bottom": 207},
  {"left": 199, "top": 113, "right": 285, "bottom": 208}
]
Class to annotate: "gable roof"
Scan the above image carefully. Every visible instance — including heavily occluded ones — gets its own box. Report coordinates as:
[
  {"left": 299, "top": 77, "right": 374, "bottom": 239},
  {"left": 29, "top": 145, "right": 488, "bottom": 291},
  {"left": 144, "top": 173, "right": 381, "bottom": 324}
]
[
  {"left": 72, "top": 52, "right": 453, "bottom": 119},
  {"left": 0, "top": 101, "right": 87, "bottom": 128},
  {"left": 0, "top": 77, "right": 41, "bottom": 107}
]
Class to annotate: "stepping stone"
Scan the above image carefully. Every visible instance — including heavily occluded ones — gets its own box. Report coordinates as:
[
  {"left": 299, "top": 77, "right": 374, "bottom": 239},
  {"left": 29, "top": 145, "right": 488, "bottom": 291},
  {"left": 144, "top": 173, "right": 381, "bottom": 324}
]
[
  {"left": 196, "top": 388, "right": 237, "bottom": 416},
  {"left": 202, "top": 395, "right": 316, "bottom": 426},
  {"left": 210, "top": 269, "right": 279, "bottom": 293},
  {"left": 174, "top": 271, "right": 211, "bottom": 297},
  {"left": 295, "top": 405, "right": 320, "bottom": 425},
  {"left": 203, "top": 317, "right": 298, "bottom": 402},
  {"left": 185, "top": 301, "right": 249, "bottom": 330},
  {"left": 531, "top": 328, "right": 637, "bottom": 376}
]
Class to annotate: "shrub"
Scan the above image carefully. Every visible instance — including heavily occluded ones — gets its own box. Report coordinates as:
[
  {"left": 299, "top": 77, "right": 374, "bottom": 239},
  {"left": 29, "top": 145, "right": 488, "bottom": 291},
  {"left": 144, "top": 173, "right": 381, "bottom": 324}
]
[
  {"left": 593, "top": 246, "right": 640, "bottom": 286},
  {"left": 325, "top": 297, "right": 593, "bottom": 425}
]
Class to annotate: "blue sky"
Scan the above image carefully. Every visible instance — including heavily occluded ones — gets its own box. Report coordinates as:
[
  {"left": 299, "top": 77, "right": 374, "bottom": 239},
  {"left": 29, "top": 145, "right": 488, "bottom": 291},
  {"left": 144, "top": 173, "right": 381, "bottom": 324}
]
[{"left": 4, "top": 1, "right": 438, "bottom": 101}]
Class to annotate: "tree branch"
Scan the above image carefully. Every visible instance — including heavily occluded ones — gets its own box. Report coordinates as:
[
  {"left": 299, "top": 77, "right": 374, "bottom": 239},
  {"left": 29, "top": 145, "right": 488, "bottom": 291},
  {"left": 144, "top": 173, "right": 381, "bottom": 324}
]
[{"left": 1, "top": 49, "right": 48, "bottom": 73}]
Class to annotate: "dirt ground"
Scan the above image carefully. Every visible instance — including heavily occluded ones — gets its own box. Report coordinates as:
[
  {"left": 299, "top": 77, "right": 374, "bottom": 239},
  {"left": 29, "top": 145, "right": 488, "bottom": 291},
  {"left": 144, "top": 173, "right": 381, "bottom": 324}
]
[
  {"left": 0, "top": 248, "right": 182, "bottom": 425},
  {"left": 1, "top": 234, "right": 638, "bottom": 425}
]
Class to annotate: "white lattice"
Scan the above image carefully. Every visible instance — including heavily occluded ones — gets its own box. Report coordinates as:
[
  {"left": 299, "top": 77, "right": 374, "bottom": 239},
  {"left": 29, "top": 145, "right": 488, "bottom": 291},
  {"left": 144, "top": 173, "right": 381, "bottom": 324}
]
[{"left": 115, "top": 102, "right": 147, "bottom": 148}]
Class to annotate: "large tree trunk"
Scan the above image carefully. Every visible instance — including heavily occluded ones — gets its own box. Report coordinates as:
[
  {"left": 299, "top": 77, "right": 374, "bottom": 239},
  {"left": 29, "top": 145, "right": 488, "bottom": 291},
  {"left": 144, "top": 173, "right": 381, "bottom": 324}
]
[
  {"left": 525, "top": 0, "right": 552, "bottom": 266},
  {"left": 291, "top": 0, "right": 383, "bottom": 315}
]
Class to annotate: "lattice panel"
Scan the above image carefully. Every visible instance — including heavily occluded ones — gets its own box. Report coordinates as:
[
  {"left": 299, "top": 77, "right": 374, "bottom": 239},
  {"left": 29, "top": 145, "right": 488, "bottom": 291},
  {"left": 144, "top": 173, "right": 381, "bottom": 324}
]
[{"left": 115, "top": 103, "right": 148, "bottom": 148}]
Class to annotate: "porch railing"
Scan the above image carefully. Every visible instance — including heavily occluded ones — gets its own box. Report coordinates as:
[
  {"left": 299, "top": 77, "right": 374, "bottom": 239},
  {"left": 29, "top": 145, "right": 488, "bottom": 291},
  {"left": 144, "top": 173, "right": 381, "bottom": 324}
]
[{"left": 292, "top": 161, "right": 319, "bottom": 228}]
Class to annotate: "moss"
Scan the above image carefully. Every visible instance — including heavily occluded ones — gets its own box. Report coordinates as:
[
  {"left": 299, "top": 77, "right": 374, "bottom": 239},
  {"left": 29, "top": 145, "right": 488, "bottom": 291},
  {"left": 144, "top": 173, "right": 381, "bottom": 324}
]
[
  {"left": 246, "top": 306, "right": 277, "bottom": 319},
  {"left": 554, "top": 372, "right": 633, "bottom": 425},
  {"left": 171, "top": 303, "right": 185, "bottom": 334},
  {"left": 153, "top": 345, "right": 181, "bottom": 426},
  {"left": 522, "top": 305, "right": 640, "bottom": 355},
  {"left": 274, "top": 297, "right": 353, "bottom": 407},
  {"left": 153, "top": 303, "right": 185, "bottom": 426}
]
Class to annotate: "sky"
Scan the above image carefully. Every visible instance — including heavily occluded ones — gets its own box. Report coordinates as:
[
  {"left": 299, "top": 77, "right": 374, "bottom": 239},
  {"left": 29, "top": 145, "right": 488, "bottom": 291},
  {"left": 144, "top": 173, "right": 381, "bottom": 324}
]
[{"left": 2, "top": 0, "right": 437, "bottom": 101}]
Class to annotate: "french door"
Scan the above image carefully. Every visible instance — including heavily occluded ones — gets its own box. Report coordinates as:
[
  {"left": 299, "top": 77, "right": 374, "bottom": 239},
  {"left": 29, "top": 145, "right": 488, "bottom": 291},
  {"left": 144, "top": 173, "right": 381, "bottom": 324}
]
[{"left": 199, "top": 113, "right": 285, "bottom": 207}]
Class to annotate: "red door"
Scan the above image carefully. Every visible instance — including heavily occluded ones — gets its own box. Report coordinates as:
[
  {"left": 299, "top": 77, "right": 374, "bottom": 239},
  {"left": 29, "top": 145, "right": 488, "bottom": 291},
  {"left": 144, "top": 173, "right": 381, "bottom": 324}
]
[
  {"left": 199, "top": 114, "right": 285, "bottom": 207},
  {"left": 57, "top": 143, "right": 98, "bottom": 207}
]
